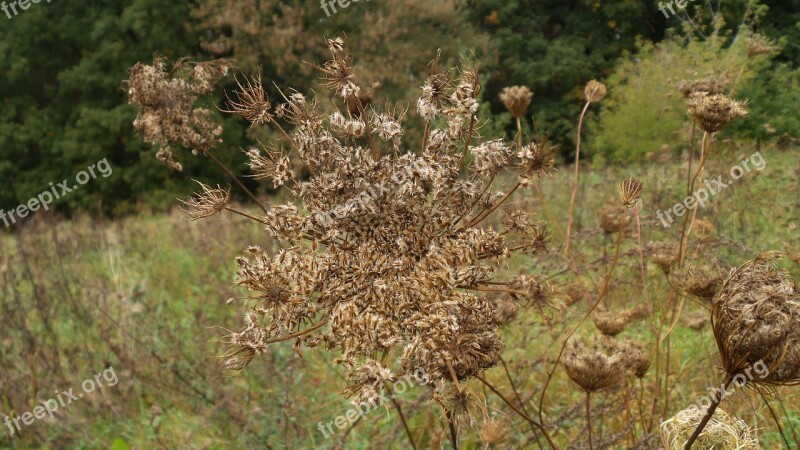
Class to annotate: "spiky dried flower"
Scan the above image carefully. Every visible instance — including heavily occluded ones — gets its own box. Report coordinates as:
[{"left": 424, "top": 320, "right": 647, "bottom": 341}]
[
  {"left": 584, "top": 80, "right": 607, "bottom": 103},
  {"left": 686, "top": 92, "right": 748, "bottom": 134},
  {"left": 712, "top": 254, "right": 800, "bottom": 384},
  {"left": 124, "top": 39, "right": 573, "bottom": 400},
  {"left": 222, "top": 73, "right": 272, "bottom": 126},
  {"left": 436, "top": 386, "right": 487, "bottom": 430},
  {"left": 564, "top": 337, "right": 632, "bottom": 393},
  {"left": 660, "top": 407, "right": 757, "bottom": 450},
  {"left": 517, "top": 141, "right": 557, "bottom": 181},
  {"left": 315, "top": 38, "right": 359, "bottom": 98},
  {"left": 180, "top": 181, "right": 231, "bottom": 221},
  {"left": 618, "top": 177, "right": 643, "bottom": 208},
  {"left": 246, "top": 146, "right": 293, "bottom": 187},
  {"left": 126, "top": 58, "right": 230, "bottom": 171},
  {"left": 499, "top": 85, "right": 533, "bottom": 118}
]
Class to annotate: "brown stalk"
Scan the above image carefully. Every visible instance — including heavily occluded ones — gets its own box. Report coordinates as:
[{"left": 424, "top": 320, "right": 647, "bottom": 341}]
[
  {"left": 683, "top": 375, "right": 735, "bottom": 449},
  {"left": 564, "top": 100, "right": 591, "bottom": 258}
]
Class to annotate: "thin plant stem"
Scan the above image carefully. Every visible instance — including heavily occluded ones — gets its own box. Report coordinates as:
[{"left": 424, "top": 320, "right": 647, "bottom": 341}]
[
  {"left": 684, "top": 375, "right": 735, "bottom": 449},
  {"left": 499, "top": 357, "right": 539, "bottom": 438},
  {"left": 446, "top": 409, "right": 459, "bottom": 450},
  {"left": 586, "top": 392, "right": 594, "bottom": 450},
  {"left": 388, "top": 391, "right": 418, "bottom": 450},
  {"left": 475, "top": 374, "right": 557, "bottom": 449},
  {"left": 564, "top": 101, "right": 591, "bottom": 258},
  {"left": 205, "top": 150, "right": 268, "bottom": 214},
  {"left": 777, "top": 399, "right": 800, "bottom": 445},
  {"left": 762, "top": 394, "right": 791, "bottom": 449},
  {"left": 678, "top": 131, "right": 711, "bottom": 267}
]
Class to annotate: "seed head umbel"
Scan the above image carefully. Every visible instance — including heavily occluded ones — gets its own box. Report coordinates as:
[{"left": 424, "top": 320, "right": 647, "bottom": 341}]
[
  {"left": 499, "top": 85, "right": 533, "bottom": 118},
  {"left": 686, "top": 92, "right": 748, "bottom": 134},
  {"left": 712, "top": 255, "right": 800, "bottom": 384},
  {"left": 584, "top": 80, "right": 607, "bottom": 103}
]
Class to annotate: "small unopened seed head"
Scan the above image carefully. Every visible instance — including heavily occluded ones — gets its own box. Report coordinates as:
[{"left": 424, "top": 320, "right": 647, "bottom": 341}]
[
  {"left": 618, "top": 177, "right": 643, "bottom": 207},
  {"left": 499, "top": 85, "right": 533, "bottom": 118},
  {"left": 584, "top": 80, "right": 607, "bottom": 103}
]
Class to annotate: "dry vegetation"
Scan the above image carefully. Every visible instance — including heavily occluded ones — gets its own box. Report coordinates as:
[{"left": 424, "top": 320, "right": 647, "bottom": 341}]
[{"left": 3, "top": 34, "right": 800, "bottom": 450}]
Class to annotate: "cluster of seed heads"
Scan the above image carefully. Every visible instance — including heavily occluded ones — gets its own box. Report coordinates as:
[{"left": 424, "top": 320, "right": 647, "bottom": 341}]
[{"left": 127, "top": 38, "right": 558, "bottom": 412}]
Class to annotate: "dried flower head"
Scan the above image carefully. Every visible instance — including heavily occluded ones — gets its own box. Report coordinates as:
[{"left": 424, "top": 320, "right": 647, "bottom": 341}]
[
  {"left": 682, "top": 310, "right": 709, "bottom": 331},
  {"left": 592, "top": 305, "right": 650, "bottom": 337},
  {"left": 618, "top": 177, "right": 643, "bottom": 207},
  {"left": 480, "top": 417, "right": 510, "bottom": 446},
  {"left": 678, "top": 264, "right": 726, "bottom": 301},
  {"left": 222, "top": 73, "right": 272, "bottom": 126},
  {"left": 592, "top": 310, "right": 629, "bottom": 337},
  {"left": 179, "top": 181, "right": 231, "bottom": 221},
  {"left": 584, "top": 80, "right": 607, "bottom": 103},
  {"left": 126, "top": 58, "right": 230, "bottom": 170},
  {"left": 599, "top": 200, "right": 631, "bottom": 234},
  {"left": 623, "top": 342, "right": 651, "bottom": 379},
  {"left": 564, "top": 337, "right": 629, "bottom": 393},
  {"left": 713, "top": 255, "right": 800, "bottom": 384},
  {"left": 499, "top": 85, "right": 533, "bottom": 118},
  {"left": 129, "top": 39, "right": 565, "bottom": 408},
  {"left": 677, "top": 77, "right": 729, "bottom": 98},
  {"left": 746, "top": 33, "right": 777, "bottom": 58},
  {"left": 686, "top": 92, "right": 748, "bottom": 133},
  {"left": 660, "top": 407, "right": 757, "bottom": 450},
  {"left": 650, "top": 241, "right": 679, "bottom": 274}
]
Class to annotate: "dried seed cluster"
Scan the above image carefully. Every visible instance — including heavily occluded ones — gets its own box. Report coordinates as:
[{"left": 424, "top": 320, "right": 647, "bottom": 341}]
[
  {"left": 127, "top": 39, "right": 559, "bottom": 404},
  {"left": 686, "top": 92, "right": 748, "bottom": 134},
  {"left": 563, "top": 337, "right": 648, "bottom": 393},
  {"left": 713, "top": 255, "right": 800, "bottom": 384},
  {"left": 127, "top": 58, "right": 230, "bottom": 171}
]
